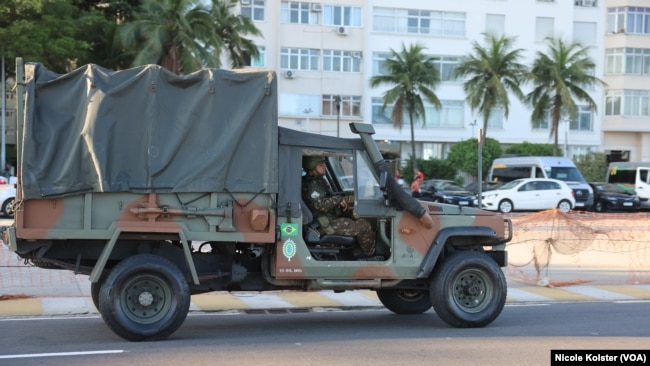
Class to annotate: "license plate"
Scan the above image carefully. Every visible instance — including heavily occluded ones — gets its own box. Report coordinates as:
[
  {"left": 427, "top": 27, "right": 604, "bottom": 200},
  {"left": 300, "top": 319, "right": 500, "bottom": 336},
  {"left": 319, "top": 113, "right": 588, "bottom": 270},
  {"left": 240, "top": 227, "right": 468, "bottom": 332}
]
[
  {"left": 575, "top": 202, "right": 584, "bottom": 207},
  {"left": 459, "top": 201, "right": 469, "bottom": 205},
  {"left": 623, "top": 202, "right": 633, "bottom": 206}
]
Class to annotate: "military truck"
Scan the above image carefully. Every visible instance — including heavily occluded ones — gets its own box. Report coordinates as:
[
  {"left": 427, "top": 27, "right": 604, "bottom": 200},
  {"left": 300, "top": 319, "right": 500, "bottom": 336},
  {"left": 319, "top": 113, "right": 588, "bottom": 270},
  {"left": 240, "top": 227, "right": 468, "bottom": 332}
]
[{"left": 1, "top": 58, "right": 512, "bottom": 341}]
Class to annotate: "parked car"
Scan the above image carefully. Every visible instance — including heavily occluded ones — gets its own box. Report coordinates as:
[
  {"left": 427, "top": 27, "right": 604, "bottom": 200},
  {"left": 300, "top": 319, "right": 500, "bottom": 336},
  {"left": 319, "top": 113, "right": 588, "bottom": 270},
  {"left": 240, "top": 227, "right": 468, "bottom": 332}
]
[
  {"left": 588, "top": 182, "right": 640, "bottom": 212},
  {"left": 0, "top": 184, "right": 15, "bottom": 218},
  {"left": 419, "top": 179, "right": 477, "bottom": 206},
  {"left": 480, "top": 178, "right": 575, "bottom": 213},
  {"left": 465, "top": 181, "right": 504, "bottom": 195}
]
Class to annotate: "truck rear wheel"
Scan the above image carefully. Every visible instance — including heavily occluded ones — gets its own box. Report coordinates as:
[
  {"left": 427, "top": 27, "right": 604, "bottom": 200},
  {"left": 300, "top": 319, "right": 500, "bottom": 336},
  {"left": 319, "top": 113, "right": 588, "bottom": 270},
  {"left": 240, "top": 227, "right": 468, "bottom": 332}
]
[
  {"left": 429, "top": 252, "right": 506, "bottom": 328},
  {"left": 98, "top": 254, "right": 190, "bottom": 341},
  {"left": 90, "top": 281, "right": 102, "bottom": 311},
  {"left": 376, "top": 289, "right": 432, "bottom": 314}
]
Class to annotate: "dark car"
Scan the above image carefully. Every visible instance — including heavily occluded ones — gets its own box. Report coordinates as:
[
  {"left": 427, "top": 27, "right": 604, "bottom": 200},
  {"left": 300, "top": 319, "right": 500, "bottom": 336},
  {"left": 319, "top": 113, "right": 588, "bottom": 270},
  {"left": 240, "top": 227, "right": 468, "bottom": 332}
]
[
  {"left": 420, "top": 179, "right": 477, "bottom": 206},
  {"left": 464, "top": 181, "right": 504, "bottom": 195},
  {"left": 588, "top": 182, "right": 640, "bottom": 212}
]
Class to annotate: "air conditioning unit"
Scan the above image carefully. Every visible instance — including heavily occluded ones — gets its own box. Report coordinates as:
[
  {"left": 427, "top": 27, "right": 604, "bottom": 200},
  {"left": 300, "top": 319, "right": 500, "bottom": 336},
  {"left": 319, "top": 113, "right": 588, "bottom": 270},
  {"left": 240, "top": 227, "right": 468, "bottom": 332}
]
[
  {"left": 351, "top": 51, "right": 362, "bottom": 59},
  {"left": 283, "top": 69, "right": 296, "bottom": 79},
  {"left": 336, "top": 26, "right": 348, "bottom": 36},
  {"left": 240, "top": 0, "right": 251, "bottom": 5},
  {"left": 310, "top": 3, "right": 322, "bottom": 12}
]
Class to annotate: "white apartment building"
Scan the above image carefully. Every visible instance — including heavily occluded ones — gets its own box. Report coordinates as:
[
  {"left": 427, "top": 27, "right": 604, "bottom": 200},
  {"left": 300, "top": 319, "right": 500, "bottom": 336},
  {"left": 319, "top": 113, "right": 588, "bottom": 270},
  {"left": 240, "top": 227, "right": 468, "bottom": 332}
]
[
  {"left": 240, "top": 0, "right": 605, "bottom": 163},
  {"left": 602, "top": 0, "right": 650, "bottom": 162}
]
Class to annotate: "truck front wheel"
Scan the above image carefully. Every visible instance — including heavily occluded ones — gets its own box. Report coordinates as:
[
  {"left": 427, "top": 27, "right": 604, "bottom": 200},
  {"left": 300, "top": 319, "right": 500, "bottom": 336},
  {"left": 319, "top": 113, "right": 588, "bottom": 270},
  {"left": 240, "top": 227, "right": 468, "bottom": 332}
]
[
  {"left": 98, "top": 254, "right": 191, "bottom": 341},
  {"left": 429, "top": 252, "right": 506, "bottom": 328},
  {"left": 376, "top": 289, "right": 432, "bottom": 314}
]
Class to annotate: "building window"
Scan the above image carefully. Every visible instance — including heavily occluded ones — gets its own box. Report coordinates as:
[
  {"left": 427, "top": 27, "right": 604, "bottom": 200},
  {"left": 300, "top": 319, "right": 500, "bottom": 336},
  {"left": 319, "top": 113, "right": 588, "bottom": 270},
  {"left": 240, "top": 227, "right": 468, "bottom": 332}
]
[
  {"left": 323, "top": 50, "right": 361, "bottom": 72},
  {"left": 432, "top": 56, "right": 462, "bottom": 82},
  {"left": 605, "top": 91, "right": 622, "bottom": 116},
  {"left": 372, "top": 52, "right": 392, "bottom": 76},
  {"left": 572, "top": 106, "right": 593, "bottom": 131},
  {"left": 323, "top": 95, "right": 361, "bottom": 117},
  {"left": 371, "top": 97, "right": 393, "bottom": 125},
  {"left": 373, "top": 7, "right": 465, "bottom": 37},
  {"left": 605, "top": 90, "right": 650, "bottom": 117},
  {"left": 323, "top": 5, "right": 362, "bottom": 27},
  {"left": 607, "top": 6, "right": 650, "bottom": 35},
  {"left": 371, "top": 98, "right": 464, "bottom": 127},
  {"left": 487, "top": 108, "right": 504, "bottom": 129},
  {"left": 623, "top": 90, "right": 650, "bottom": 116},
  {"left": 280, "top": 48, "right": 320, "bottom": 70},
  {"left": 425, "top": 100, "right": 464, "bottom": 127},
  {"left": 241, "top": 0, "right": 265, "bottom": 21},
  {"left": 280, "top": 1, "right": 318, "bottom": 24},
  {"left": 485, "top": 14, "right": 505, "bottom": 36},
  {"left": 606, "top": 48, "right": 650, "bottom": 76},
  {"left": 254, "top": 46, "right": 266, "bottom": 67},
  {"left": 535, "top": 17, "right": 554, "bottom": 42}
]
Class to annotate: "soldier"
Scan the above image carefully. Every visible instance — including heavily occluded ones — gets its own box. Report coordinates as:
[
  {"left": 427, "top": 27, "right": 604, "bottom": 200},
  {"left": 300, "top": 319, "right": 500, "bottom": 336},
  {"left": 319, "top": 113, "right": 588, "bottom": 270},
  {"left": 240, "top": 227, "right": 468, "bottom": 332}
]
[{"left": 302, "top": 156, "right": 376, "bottom": 258}]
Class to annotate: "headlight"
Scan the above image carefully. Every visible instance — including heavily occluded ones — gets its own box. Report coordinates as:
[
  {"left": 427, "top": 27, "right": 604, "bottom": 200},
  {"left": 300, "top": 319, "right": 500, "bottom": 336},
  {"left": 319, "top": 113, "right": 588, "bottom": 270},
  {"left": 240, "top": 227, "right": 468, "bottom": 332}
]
[{"left": 485, "top": 193, "right": 498, "bottom": 199}]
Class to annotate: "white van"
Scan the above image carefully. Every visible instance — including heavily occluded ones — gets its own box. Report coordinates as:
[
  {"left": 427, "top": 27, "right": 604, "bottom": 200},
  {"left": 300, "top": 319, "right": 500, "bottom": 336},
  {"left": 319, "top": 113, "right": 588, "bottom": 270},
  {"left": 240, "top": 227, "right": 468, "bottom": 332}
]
[
  {"left": 488, "top": 156, "right": 594, "bottom": 209},
  {"left": 606, "top": 162, "right": 650, "bottom": 209}
]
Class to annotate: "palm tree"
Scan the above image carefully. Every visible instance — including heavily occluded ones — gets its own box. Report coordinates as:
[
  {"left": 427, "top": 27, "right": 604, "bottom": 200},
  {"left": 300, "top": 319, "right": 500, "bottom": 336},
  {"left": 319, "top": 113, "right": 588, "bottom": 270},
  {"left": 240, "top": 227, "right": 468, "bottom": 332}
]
[
  {"left": 454, "top": 33, "right": 528, "bottom": 144},
  {"left": 119, "top": 0, "right": 222, "bottom": 75},
  {"left": 209, "top": 0, "right": 262, "bottom": 69},
  {"left": 369, "top": 43, "right": 441, "bottom": 172},
  {"left": 527, "top": 37, "right": 606, "bottom": 156}
]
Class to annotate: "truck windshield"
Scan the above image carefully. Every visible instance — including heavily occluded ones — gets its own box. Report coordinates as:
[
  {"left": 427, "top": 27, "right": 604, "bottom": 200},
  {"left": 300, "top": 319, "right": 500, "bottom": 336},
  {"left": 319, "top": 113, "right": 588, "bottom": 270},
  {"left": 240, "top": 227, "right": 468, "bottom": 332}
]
[
  {"left": 545, "top": 167, "right": 586, "bottom": 182},
  {"left": 355, "top": 151, "right": 382, "bottom": 200}
]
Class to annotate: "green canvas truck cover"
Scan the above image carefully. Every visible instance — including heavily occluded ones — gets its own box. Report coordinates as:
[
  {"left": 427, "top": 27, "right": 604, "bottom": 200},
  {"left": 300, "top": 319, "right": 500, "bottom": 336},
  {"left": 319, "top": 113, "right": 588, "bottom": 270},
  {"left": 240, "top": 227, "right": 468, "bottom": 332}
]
[{"left": 21, "top": 63, "right": 278, "bottom": 199}]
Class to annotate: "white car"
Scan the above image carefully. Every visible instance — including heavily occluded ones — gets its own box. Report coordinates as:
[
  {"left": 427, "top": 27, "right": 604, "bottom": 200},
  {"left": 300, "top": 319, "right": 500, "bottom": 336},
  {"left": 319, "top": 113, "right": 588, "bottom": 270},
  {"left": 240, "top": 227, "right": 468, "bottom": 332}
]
[
  {"left": 480, "top": 178, "right": 575, "bottom": 213},
  {"left": 0, "top": 184, "right": 16, "bottom": 218}
]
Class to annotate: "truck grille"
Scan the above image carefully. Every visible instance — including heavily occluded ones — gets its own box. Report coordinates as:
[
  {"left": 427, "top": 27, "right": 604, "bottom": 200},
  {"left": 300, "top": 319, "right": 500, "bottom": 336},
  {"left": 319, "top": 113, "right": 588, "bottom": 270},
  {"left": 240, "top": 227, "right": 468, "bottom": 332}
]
[{"left": 572, "top": 188, "right": 589, "bottom": 202}]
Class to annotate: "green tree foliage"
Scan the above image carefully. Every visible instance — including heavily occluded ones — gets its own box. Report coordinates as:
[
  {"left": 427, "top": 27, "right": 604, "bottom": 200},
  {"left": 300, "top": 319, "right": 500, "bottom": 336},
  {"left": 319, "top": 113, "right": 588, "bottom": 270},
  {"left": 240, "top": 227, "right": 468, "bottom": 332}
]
[
  {"left": 0, "top": 0, "right": 94, "bottom": 73},
  {"left": 505, "top": 142, "right": 558, "bottom": 157},
  {"left": 446, "top": 138, "right": 503, "bottom": 179},
  {"left": 210, "top": 0, "right": 262, "bottom": 68},
  {"left": 401, "top": 157, "right": 457, "bottom": 184},
  {"left": 454, "top": 34, "right": 527, "bottom": 144},
  {"left": 369, "top": 43, "right": 441, "bottom": 172},
  {"left": 527, "top": 37, "right": 606, "bottom": 157},
  {"left": 119, "top": 0, "right": 221, "bottom": 75},
  {"left": 574, "top": 152, "right": 608, "bottom": 182},
  {"left": 119, "top": 0, "right": 262, "bottom": 74}
]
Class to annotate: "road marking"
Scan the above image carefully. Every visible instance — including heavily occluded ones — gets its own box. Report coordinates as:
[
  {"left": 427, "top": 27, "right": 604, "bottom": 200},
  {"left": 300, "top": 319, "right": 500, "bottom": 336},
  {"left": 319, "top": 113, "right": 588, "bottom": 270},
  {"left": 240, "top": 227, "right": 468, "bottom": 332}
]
[{"left": 0, "top": 350, "right": 124, "bottom": 359}]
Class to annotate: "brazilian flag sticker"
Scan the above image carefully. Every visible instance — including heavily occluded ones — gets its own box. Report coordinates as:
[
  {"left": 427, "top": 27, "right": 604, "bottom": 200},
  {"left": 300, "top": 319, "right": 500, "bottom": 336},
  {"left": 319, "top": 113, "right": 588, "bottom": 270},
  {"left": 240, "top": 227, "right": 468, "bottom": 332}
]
[{"left": 281, "top": 223, "right": 299, "bottom": 237}]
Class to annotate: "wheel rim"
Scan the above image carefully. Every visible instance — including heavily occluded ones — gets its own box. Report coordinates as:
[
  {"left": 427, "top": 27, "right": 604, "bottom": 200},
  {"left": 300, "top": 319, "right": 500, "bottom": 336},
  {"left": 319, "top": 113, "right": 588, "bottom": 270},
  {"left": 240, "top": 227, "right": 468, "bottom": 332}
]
[
  {"left": 451, "top": 269, "right": 493, "bottom": 313},
  {"left": 5, "top": 199, "right": 14, "bottom": 217},
  {"left": 119, "top": 274, "right": 173, "bottom": 325},
  {"left": 499, "top": 201, "right": 512, "bottom": 213},
  {"left": 558, "top": 201, "right": 571, "bottom": 212}
]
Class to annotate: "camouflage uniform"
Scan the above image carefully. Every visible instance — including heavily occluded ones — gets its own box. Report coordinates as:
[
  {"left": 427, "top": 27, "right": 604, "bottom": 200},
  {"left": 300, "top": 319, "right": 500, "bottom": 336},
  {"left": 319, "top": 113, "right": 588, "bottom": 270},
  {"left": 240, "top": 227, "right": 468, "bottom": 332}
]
[{"left": 302, "top": 174, "right": 376, "bottom": 256}]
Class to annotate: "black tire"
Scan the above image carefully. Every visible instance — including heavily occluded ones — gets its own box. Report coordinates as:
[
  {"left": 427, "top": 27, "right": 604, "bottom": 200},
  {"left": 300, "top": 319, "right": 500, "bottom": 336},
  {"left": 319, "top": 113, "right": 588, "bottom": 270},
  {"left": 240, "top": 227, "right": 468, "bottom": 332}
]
[
  {"left": 2, "top": 197, "right": 14, "bottom": 218},
  {"left": 594, "top": 200, "right": 604, "bottom": 212},
  {"left": 376, "top": 289, "right": 432, "bottom": 314},
  {"left": 557, "top": 199, "right": 572, "bottom": 212},
  {"left": 497, "top": 199, "right": 513, "bottom": 213},
  {"left": 98, "top": 254, "right": 190, "bottom": 342},
  {"left": 91, "top": 281, "right": 102, "bottom": 311},
  {"left": 429, "top": 252, "right": 507, "bottom": 328}
]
